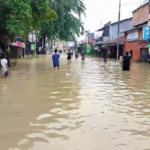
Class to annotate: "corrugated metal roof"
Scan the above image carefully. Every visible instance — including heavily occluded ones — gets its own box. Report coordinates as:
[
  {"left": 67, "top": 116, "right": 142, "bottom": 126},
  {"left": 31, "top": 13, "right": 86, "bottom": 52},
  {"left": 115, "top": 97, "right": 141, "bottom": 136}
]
[
  {"left": 96, "top": 17, "right": 132, "bottom": 32},
  {"left": 121, "top": 23, "right": 147, "bottom": 33},
  {"left": 111, "top": 17, "right": 132, "bottom": 25},
  {"left": 121, "top": 27, "right": 136, "bottom": 33}
]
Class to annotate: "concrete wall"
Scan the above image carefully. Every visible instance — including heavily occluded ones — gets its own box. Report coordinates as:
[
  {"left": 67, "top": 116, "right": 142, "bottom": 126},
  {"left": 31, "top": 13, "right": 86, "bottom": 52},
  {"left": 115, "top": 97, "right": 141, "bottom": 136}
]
[
  {"left": 138, "top": 28, "right": 143, "bottom": 40},
  {"left": 124, "top": 42, "right": 141, "bottom": 60},
  {"left": 124, "top": 28, "right": 143, "bottom": 60},
  {"left": 133, "top": 3, "right": 149, "bottom": 26}
]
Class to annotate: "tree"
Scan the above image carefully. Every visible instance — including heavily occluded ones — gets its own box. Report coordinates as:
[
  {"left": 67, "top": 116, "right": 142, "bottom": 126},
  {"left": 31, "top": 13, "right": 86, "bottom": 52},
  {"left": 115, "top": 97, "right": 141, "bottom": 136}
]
[
  {"left": 39, "top": 0, "right": 86, "bottom": 42},
  {"left": 0, "top": 0, "right": 58, "bottom": 40}
]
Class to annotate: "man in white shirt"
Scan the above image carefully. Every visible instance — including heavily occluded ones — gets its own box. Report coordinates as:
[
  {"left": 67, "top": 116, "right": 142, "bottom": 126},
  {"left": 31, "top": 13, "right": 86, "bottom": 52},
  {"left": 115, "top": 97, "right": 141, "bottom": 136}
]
[{"left": 0, "top": 54, "right": 8, "bottom": 77}]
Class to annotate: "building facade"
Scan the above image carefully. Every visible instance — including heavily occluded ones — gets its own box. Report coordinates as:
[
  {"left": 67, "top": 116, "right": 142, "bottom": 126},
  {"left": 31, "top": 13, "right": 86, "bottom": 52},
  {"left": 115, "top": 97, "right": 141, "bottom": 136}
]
[
  {"left": 124, "top": 2, "right": 149, "bottom": 61},
  {"left": 96, "top": 18, "right": 132, "bottom": 58}
]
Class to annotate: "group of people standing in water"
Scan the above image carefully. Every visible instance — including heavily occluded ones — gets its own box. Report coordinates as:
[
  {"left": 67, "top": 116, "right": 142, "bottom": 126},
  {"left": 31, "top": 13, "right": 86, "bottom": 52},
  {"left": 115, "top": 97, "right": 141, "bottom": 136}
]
[
  {"left": 103, "top": 51, "right": 131, "bottom": 71},
  {"left": 52, "top": 49, "right": 85, "bottom": 70},
  {"left": 52, "top": 48, "right": 131, "bottom": 71},
  {"left": 66, "top": 49, "right": 85, "bottom": 60}
]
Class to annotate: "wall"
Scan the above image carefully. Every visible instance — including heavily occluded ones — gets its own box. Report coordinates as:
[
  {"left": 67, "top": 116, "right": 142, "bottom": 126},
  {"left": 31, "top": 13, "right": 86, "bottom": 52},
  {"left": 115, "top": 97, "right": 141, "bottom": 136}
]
[
  {"left": 133, "top": 3, "right": 149, "bottom": 26},
  {"left": 124, "top": 42, "right": 141, "bottom": 60},
  {"left": 110, "top": 19, "right": 132, "bottom": 40},
  {"left": 10, "top": 46, "right": 24, "bottom": 58},
  {"left": 138, "top": 28, "right": 143, "bottom": 40},
  {"left": 124, "top": 32, "right": 141, "bottom": 60}
]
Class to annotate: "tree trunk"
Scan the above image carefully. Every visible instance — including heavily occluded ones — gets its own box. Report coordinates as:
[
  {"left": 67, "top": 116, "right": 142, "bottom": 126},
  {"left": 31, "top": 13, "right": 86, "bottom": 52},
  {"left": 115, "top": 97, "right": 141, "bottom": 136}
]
[
  {"left": 50, "top": 39, "right": 53, "bottom": 51},
  {"left": 42, "top": 36, "right": 46, "bottom": 54}
]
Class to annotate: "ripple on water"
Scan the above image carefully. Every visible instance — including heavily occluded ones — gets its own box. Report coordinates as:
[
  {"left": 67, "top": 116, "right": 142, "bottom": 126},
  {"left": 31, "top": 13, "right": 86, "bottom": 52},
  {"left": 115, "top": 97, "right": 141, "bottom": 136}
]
[
  {"left": 1, "top": 57, "right": 150, "bottom": 150},
  {"left": 37, "top": 114, "right": 53, "bottom": 121}
]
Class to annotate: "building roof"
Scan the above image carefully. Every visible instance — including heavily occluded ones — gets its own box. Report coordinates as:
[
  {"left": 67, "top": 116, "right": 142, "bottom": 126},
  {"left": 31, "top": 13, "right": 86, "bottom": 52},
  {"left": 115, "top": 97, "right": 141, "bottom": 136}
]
[
  {"left": 96, "top": 27, "right": 105, "bottom": 32},
  {"left": 132, "top": 1, "right": 148, "bottom": 13},
  {"left": 121, "top": 23, "right": 147, "bottom": 33},
  {"left": 111, "top": 17, "right": 132, "bottom": 25},
  {"left": 96, "top": 17, "right": 132, "bottom": 32},
  {"left": 96, "top": 21, "right": 111, "bottom": 31},
  {"left": 120, "top": 27, "right": 136, "bottom": 33}
]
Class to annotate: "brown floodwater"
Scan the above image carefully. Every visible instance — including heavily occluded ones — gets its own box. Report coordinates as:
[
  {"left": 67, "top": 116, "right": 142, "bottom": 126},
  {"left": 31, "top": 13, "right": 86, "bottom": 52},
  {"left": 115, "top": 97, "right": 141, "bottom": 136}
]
[{"left": 1, "top": 55, "right": 150, "bottom": 150}]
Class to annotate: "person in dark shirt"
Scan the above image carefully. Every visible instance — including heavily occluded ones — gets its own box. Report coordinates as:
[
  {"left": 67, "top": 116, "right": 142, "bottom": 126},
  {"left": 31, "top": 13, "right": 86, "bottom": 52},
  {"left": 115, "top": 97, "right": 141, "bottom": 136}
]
[
  {"left": 67, "top": 49, "right": 72, "bottom": 60},
  {"left": 81, "top": 50, "right": 85, "bottom": 60},
  {"left": 52, "top": 49, "right": 60, "bottom": 69},
  {"left": 75, "top": 50, "right": 78, "bottom": 59},
  {"left": 122, "top": 52, "right": 131, "bottom": 71},
  {"left": 102, "top": 49, "right": 107, "bottom": 62}
]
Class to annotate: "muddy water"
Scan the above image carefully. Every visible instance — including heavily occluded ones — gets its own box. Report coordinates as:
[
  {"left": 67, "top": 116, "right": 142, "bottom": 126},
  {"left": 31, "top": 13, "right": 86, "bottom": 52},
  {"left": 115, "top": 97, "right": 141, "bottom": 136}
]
[{"left": 1, "top": 55, "right": 150, "bottom": 150}]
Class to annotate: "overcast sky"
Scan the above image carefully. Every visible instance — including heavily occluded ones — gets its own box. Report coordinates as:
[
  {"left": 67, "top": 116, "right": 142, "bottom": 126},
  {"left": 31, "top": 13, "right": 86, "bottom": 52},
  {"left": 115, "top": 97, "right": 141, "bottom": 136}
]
[{"left": 83, "top": 0, "right": 146, "bottom": 32}]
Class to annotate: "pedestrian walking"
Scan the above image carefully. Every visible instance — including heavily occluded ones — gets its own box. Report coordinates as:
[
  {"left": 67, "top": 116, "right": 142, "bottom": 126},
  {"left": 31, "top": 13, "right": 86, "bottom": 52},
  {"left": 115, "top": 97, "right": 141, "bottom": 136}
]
[
  {"left": 121, "top": 52, "right": 131, "bottom": 71},
  {"left": 67, "top": 49, "right": 72, "bottom": 60},
  {"left": 0, "top": 54, "right": 9, "bottom": 77},
  {"left": 52, "top": 49, "right": 60, "bottom": 69},
  {"left": 81, "top": 50, "right": 85, "bottom": 60}
]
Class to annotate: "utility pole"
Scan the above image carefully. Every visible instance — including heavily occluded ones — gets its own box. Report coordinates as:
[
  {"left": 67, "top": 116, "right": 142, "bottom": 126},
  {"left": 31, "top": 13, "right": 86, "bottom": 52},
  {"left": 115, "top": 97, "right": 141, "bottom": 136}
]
[
  {"left": 85, "top": 30, "right": 89, "bottom": 48},
  {"left": 117, "top": 0, "right": 121, "bottom": 60}
]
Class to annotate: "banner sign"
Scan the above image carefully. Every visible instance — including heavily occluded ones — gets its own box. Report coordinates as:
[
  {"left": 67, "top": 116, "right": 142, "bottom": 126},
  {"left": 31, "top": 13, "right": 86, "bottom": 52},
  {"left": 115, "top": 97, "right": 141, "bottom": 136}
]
[
  {"left": 143, "top": 26, "right": 150, "bottom": 40},
  {"left": 127, "top": 30, "right": 138, "bottom": 41},
  {"left": 9, "top": 41, "right": 25, "bottom": 48}
]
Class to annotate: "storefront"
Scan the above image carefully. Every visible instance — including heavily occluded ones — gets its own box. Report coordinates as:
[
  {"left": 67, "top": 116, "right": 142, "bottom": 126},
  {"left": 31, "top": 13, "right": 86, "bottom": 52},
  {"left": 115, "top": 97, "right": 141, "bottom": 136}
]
[
  {"left": 102, "top": 36, "right": 124, "bottom": 59},
  {"left": 9, "top": 41, "right": 25, "bottom": 58},
  {"left": 138, "top": 40, "right": 148, "bottom": 60}
]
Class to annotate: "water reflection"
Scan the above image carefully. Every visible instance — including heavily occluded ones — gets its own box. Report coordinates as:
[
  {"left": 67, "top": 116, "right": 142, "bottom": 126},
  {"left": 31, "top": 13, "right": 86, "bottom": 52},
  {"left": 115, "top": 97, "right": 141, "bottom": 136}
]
[{"left": 1, "top": 56, "right": 150, "bottom": 150}]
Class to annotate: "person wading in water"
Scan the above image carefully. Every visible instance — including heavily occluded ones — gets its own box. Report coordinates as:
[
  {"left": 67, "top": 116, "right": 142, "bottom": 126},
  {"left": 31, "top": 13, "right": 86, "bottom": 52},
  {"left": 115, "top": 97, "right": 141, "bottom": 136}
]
[
  {"left": 121, "top": 52, "right": 131, "bottom": 71},
  {"left": 67, "top": 49, "right": 72, "bottom": 60},
  {"left": 75, "top": 50, "right": 78, "bottom": 59},
  {"left": 81, "top": 50, "right": 85, "bottom": 60},
  {"left": 52, "top": 49, "right": 60, "bottom": 70},
  {"left": 103, "top": 50, "right": 107, "bottom": 62}
]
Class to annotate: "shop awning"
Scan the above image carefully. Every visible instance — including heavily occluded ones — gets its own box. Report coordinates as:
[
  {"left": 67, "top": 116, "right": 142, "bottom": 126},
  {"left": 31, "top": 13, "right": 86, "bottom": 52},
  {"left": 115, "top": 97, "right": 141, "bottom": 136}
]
[
  {"left": 102, "top": 36, "right": 124, "bottom": 46},
  {"left": 9, "top": 41, "right": 25, "bottom": 48}
]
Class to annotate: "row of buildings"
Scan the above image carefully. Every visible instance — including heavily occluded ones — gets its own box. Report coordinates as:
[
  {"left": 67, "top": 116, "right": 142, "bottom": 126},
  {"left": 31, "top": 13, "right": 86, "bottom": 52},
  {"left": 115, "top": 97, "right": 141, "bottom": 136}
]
[{"left": 95, "top": 2, "right": 150, "bottom": 61}]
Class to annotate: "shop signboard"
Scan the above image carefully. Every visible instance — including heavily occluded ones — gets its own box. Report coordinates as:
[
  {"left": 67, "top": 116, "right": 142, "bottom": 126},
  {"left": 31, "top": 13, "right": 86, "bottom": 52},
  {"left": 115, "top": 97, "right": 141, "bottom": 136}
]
[
  {"left": 148, "top": 45, "right": 150, "bottom": 55},
  {"left": 127, "top": 29, "right": 138, "bottom": 41},
  {"left": 138, "top": 40, "right": 148, "bottom": 48},
  {"left": 31, "top": 44, "right": 35, "bottom": 50},
  {"left": 87, "top": 48, "right": 90, "bottom": 54},
  {"left": 9, "top": 41, "right": 25, "bottom": 48},
  {"left": 143, "top": 26, "right": 150, "bottom": 40},
  {"left": 88, "top": 33, "right": 94, "bottom": 40}
]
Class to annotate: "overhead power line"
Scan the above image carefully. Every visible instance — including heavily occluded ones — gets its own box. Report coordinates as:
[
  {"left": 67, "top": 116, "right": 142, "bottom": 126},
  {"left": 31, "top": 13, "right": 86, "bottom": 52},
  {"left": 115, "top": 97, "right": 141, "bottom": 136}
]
[{"left": 122, "top": 0, "right": 146, "bottom": 6}]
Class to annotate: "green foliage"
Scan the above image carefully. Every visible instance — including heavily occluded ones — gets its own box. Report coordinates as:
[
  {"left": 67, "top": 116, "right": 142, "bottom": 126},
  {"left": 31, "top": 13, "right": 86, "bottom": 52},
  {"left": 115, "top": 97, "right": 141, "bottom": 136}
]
[
  {"left": 6, "top": 49, "right": 11, "bottom": 54},
  {"left": 40, "top": 0, "right": 86, "bottom": 41},
  {"left": 0, "top": 0, "right": 57, "bottom": 39}
]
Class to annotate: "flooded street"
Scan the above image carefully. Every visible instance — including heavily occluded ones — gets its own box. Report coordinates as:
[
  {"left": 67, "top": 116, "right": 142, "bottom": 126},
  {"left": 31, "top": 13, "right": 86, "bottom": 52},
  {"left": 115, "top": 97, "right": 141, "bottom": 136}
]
[{"left": 1, "top": 55, "right": 150, "bottom": 150}]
